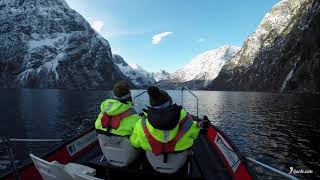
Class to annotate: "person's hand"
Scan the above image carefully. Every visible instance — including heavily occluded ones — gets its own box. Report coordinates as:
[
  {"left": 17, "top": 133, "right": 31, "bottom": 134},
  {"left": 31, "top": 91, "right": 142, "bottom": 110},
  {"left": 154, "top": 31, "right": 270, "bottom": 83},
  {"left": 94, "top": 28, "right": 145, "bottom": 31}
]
[{"left": 198, "top": 116, "right": 210, "bottom": 129}]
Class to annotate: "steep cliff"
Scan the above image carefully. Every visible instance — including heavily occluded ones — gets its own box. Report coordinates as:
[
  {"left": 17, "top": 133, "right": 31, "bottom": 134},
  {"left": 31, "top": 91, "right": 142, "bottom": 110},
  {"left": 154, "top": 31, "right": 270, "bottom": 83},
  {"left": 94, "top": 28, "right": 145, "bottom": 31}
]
[
  {"left": 112, "top": 54, "right": 155, "bottom": 88},
  {"left": 211, "top": 0, "right": 320, "bottom": 93},
  {"left": 0, "top": 0, "right": 128, "bottom": 89}
]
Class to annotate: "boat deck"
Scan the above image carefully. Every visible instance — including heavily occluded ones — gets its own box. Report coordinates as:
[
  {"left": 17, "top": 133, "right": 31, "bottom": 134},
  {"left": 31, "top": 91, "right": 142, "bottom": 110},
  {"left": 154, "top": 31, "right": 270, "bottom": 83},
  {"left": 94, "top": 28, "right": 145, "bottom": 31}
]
[
  {"left": 2, "top": 116, "right": 254, "bottom": 180},
  {"left": 76, "top": 133, "right": 232, "bottom": 180}
]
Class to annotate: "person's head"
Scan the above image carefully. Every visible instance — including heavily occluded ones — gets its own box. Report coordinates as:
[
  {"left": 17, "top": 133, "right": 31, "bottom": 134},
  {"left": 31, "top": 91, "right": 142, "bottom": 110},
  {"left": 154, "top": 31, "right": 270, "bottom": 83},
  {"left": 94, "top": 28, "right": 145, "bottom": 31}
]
[
  {"left": 113, "top": 81, "right": 132, "bottom": 103},
  {"left": 147, "top": 86, "right": 172, "bottom": 109}
]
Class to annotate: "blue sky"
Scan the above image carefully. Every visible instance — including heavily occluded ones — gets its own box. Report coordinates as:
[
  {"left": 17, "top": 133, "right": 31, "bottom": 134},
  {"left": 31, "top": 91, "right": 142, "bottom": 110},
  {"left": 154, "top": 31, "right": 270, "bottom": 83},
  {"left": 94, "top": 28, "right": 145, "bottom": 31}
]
[{"left": 65, "top": 0, "right": 278, "bottom": 73}]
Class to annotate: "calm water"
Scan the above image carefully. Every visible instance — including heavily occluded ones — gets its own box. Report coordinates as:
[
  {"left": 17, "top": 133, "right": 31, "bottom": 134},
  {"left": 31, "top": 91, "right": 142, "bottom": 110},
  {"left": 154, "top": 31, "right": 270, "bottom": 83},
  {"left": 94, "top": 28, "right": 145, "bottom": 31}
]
[{"left": 0, "top": 89, "right": 319, "bottom": 179}]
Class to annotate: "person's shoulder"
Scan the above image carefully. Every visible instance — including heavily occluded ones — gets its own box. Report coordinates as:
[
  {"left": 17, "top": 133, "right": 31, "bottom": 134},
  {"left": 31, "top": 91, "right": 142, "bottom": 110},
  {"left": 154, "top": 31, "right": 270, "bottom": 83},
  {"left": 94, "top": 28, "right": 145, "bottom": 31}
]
[
  {"left": 132, "top": 117, "right": 143, "bottom": 129},
  {"left": 180, "top": 107, "right": 188, "bottom": 115},
  {"left": 101, "top": 98, "right": 122, "bottom": 105},
  {"left": 100, "top": 99, "right": 118, "bottom": 110}
]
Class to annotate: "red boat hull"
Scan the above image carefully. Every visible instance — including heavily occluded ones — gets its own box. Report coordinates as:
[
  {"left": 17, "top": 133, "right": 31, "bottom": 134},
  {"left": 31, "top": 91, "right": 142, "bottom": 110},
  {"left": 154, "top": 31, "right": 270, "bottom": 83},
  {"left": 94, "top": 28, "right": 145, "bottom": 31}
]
[
  {"left": 3, "top": 124, "right": 254, "bottom": 180},
  {"left": 4, "top": 128, "right": 98, "bottom": 180}
]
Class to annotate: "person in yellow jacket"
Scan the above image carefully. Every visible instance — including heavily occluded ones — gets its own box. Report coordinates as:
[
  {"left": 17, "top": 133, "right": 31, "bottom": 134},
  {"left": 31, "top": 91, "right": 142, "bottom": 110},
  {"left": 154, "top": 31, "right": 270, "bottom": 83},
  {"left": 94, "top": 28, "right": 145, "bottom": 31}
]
[
  {"left": 130, "top": 86, "right": 200, "bottom": 156},
  {"left": 95, "top": 81, "right": 140, "bottom": 136}
]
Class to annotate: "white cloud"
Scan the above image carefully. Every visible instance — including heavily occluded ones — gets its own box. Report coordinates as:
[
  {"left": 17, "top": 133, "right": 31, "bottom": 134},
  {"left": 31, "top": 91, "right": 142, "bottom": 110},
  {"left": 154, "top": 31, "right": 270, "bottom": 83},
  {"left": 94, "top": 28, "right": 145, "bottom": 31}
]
[
  {"left": 152, "top": 32, "right": 173, "bottom": 45},
  {"left": 91, "top": 20, "right": 104, "bottom": 33},
  {"left": 197, "top": 38, "right": 206, "bottom": 43}
]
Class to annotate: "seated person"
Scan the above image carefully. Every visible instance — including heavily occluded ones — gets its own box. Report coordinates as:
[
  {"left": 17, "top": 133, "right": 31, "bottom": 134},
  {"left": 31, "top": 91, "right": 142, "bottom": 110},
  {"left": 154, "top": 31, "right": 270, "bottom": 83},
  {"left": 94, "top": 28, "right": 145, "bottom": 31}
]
[
  {"left": 130, "top": 86, "right": 200, "bottom": 173},
  {"left": 95, "top": 81, "right": 141, "bottom": 167}
]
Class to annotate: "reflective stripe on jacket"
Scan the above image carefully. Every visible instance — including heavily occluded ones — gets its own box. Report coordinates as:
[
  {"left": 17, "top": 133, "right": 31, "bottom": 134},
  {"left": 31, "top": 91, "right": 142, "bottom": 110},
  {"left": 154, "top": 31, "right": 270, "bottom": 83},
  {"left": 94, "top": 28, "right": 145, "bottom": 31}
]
[{"left": 130, "top": 108, "right": 200, "bottom": 152}]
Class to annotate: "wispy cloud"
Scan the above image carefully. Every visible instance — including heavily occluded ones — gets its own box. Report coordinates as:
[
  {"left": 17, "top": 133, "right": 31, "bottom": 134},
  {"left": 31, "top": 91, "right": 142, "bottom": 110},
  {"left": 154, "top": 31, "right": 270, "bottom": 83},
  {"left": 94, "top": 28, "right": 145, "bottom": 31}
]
[
  {"left": 197, "top": 38, "right": 206, "bottom": 43},
  {"left": 91, "top": 20, "right": 104, "bottom": 33},
  {"left": 152, "top": 32, "right": 173, "bottom": 45}
]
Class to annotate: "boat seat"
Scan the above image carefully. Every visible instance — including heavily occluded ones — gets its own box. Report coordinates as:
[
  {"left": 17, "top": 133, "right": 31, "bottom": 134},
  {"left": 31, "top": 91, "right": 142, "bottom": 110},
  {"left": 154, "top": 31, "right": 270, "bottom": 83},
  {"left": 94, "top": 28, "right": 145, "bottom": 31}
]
[
  {"left": 146, "top": 150, "right": 190, "bottom": 174},
  {"left": 30, "top": 154, "right": 99, "bottom": 180},
  {"left": 98, "top": 134, "right": 140, "bottom": 167}
]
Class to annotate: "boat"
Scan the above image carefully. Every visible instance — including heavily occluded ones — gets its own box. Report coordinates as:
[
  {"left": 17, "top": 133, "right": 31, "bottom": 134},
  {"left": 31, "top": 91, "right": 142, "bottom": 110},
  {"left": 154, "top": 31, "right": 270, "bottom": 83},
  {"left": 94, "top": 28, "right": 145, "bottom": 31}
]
[{"left": 0, "top": 87, "right": 298, "bottom": 180}]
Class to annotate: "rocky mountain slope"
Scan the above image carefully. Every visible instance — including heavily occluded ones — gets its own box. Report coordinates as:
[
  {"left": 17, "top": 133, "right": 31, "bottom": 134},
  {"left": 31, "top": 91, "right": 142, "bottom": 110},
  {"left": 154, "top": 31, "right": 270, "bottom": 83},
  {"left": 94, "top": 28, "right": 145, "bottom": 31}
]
[
  {"left": 169, "top": 45, "right": 240, "bottom": 88},
  {"left": 210, "top": 0, "right": 320, "bottom": 93},
  {"left": 0, "top": 0, "right": 128, "bottom": 89},
  {"left": 112, "top": 54, "right": 155, "bottom": 88},
  {"left": 151, "top": 70, "right": 170, "bottom": 82}
]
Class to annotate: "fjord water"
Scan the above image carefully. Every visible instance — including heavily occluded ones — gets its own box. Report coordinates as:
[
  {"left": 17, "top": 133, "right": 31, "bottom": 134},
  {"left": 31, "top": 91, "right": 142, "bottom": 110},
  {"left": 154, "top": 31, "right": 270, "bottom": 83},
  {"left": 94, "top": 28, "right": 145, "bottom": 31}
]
[{"left": 0, "top": 89, "right": 319, "bottom": 179}]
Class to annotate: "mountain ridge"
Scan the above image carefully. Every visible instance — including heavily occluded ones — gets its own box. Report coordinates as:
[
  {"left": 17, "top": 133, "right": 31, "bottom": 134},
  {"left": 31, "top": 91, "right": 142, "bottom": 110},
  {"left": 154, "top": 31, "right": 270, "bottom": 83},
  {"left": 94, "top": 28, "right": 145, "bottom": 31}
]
[
  {"left": 112, "top": 54, "right": 156, "bottom": 88},
  {"left": 209, "top": 0, "right": 320, "bottom": 93},
  {"left": 164, "top": 45, "right": 240, "bottom": 89},
  {"left": 0, "top": 0, "right": 130, "bottom": 89}
]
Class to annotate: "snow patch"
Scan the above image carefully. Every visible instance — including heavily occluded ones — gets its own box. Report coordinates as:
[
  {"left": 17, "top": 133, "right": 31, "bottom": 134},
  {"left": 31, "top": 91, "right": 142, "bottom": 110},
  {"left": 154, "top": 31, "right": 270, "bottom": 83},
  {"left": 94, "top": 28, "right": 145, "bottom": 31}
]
[
  {"left": 152, "top": 70, "right": 170, "bottom": 82},
  {"left": 41, "top": 53, "right": 64, "bottom": 79},
  {"left": 281, "top": 69, "right": 294, "bottom": 92},
  {"left": 281, "top": 59, "right": 298, "bottom": 92},
  {"left": 29, "top": 38, "right": 57, "bottom": 49},
  {"left": 112, "top": 55, "right": 155, "bottom": 87},
  {"left": 171, "top": 45, "right": 240, "bottom": 86}
]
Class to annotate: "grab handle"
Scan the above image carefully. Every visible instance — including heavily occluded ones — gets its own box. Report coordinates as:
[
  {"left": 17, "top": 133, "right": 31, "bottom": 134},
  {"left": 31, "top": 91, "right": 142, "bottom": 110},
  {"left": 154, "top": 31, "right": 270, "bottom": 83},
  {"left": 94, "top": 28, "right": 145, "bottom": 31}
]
[
  {"left": 245, "top": 157, "right": 299, "bottom": 180},
  {"left": 133, "top": 90, "right": 147, "bottom": 109},
  {"left": 0, "top": 138, "right": 64, "bottom": 180},
  {"left": 181, "top": 86, "right": 199, "bottom": 119}
]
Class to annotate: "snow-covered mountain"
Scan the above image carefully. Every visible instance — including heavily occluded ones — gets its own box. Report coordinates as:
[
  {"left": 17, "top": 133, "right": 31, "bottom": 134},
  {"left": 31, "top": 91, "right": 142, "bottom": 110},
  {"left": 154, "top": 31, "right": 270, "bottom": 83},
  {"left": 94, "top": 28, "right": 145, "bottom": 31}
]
[
  {"left": 170, "top": 45, "right": 240, "bottom": 87},
  {"left": 211, "top": 0, "right": 320, "bottom": 93},
  {"left": 0, "top": 0, "right": 128, "bottom": 89},
  {"left": 218, "top": 0, "right": 311, "bottom": 73},
  {"left": 152, "top": 70, "right": 170, "bottom": 82},
  {"left": 112, "top": 55, "right": 156, "bottom": 88}
]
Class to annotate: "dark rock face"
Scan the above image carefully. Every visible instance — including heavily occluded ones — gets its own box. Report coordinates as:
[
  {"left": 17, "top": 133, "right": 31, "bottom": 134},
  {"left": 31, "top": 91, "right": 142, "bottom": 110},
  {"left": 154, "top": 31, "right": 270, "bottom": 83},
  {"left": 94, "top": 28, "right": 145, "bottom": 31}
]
[
  {"left": 112, "top": 54, "right": 156, "bottom": 88},
  {"left": 112, "top": 54, "right": 130, "bottom": 67},
  {"left": 0, "top": 0, "right": 128, "bottom": 89},
  {"left": 210, "top": 0, "right": 320, "bottom": 93}
]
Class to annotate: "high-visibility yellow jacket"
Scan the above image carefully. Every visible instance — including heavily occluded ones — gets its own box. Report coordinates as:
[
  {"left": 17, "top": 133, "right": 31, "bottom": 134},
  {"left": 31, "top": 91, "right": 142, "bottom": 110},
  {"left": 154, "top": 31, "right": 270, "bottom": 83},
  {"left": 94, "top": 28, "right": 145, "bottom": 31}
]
[
  {"left": 130, "top": 108, "right": 200, "bottom": 152},
  {"left": 95, "top": 99, "right": 140, "bottom": 136}
]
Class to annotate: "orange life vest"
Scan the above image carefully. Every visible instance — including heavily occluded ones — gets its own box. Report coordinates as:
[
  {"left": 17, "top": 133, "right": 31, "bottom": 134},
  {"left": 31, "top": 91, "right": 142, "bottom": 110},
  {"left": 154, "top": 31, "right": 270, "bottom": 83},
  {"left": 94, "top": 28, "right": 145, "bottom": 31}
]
[
  {"left": 141, "top": 114, "right": 193, "bottom": 156},
  {"left": 101, "top": 108, "right": 136, "bottom": 130}
]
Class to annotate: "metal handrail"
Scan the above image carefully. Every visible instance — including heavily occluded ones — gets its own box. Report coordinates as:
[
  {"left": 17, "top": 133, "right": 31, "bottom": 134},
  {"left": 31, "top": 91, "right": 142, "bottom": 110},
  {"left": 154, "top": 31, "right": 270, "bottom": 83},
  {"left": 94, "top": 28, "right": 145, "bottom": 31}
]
[
  {"left": 246, "top": 157, "right": 299, "bottom": 180},
  {"left": 181, "top": 86, "right": 199, "bottom": 119},
  {"left": 1, "top": 138, "right": 20, "bottom": 180},
  {"left": 0, "top": 138, "right": 64, "bottom": 143},
  {"left": 133, "top": 90, "right": 147, "bottom": 109},
  {"left": 133, "top": 87, "right": 199, "bottom": 119},
  {"left": 0, "top": 138, "right": 65, "bottom": 180}
]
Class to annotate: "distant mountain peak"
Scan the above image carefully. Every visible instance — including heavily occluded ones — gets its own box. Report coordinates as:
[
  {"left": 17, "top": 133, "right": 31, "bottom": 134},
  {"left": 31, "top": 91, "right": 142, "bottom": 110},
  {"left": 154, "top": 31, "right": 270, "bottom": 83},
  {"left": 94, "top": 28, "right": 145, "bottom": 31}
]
[
  {"left": 130, "top": 64, "right": 142, "bottom": 70},
  {"left": 170, "top": 45, "right": 240, "bottom": 87},
  {"left": 112, "top": 55, "right": 155, "bottom": 88},
  {"left": 152, "top": 70, "right": 170, "bottom": 82}
]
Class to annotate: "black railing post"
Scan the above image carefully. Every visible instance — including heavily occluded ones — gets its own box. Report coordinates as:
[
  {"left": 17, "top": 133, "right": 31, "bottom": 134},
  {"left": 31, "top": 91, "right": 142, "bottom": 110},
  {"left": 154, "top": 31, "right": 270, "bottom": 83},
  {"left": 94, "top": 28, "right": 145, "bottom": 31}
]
[{"left": 3, "top": 138, "right": 20, "bottom": 180}]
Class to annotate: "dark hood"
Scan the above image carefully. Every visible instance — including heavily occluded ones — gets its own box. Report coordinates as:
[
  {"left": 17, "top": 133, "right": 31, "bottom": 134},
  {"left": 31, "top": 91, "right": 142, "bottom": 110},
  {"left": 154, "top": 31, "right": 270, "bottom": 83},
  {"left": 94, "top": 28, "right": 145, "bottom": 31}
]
[{"left": 147, "top": 104, "right": 182, "bottom": 130}]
